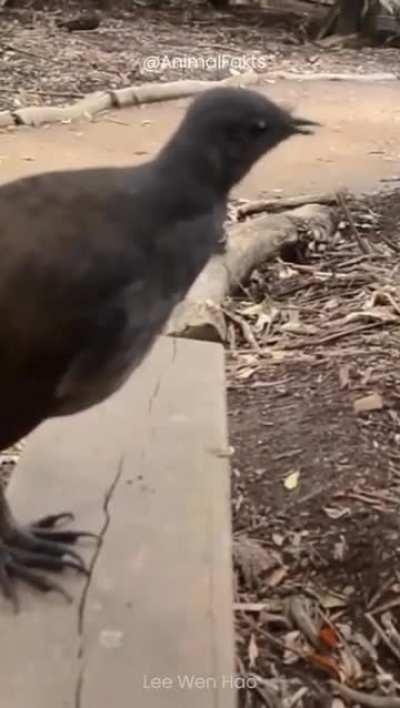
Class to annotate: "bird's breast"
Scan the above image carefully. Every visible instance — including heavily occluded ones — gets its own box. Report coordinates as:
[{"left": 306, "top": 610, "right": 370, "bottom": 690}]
[{"left": 53, "top": 294, "right": 179, "bottom": 417}]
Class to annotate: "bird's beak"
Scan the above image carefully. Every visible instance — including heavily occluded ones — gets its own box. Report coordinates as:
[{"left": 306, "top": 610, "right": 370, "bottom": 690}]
[{"left": 290, "top": 116, "right": 321, "bottom": 135}]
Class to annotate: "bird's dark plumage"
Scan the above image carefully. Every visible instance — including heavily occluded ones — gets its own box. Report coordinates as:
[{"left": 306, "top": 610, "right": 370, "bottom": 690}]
[{"left": 0, "top": 86, "right": 317, "bottom": 607}]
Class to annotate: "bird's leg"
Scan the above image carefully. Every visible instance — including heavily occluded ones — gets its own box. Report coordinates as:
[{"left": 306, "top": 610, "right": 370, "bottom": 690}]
[{"left": 0, "top": 487, "right": 96, "bottom": 611}]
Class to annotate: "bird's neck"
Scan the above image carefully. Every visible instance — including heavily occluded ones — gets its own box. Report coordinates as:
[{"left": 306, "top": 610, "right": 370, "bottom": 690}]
[{"left": 156, "top": 132, "right": 231, "bottom": 197}]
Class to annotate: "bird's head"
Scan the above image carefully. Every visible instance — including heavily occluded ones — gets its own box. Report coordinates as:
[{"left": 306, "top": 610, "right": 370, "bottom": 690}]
[{"left": 163, "top": 86, "right": 319, "bottom": 193}]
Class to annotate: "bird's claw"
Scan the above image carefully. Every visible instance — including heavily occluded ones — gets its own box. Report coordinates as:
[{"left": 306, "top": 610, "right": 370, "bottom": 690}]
[{"left": 0, "top": 511, "right": 96, "bottom": 612}]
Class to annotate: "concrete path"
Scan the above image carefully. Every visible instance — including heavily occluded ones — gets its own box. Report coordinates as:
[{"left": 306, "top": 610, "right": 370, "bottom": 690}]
[{"left": 2, "top": 337, "right": 234, "bottom": 708}]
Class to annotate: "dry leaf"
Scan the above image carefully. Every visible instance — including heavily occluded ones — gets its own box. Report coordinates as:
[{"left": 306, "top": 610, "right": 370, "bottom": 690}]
[
  {"left": 236, "top": 366, "right": 258, "bottom": 380},
  {"left": 287, "top": 309, "right": 300, "bottom": 326},
  {"left": 281, "top": 321, "right": 318, "bottom": 335},
  {"left": 339, "top": 645, "right": 363, "bottom": 682},
  {"left": 338, "top": 364, "right": 351, "bottom": 389},
  {"left": 270, "top": 350, "right": 288, "bottom": 362},
  {"left": 284, "top": 630, "right": 303, "bottom": 665},
  {"left": 240, "top": 301, "right": 275, "bottom": 318},
  {"left": 248, "top": 633, "right": 259, "bottom": 668},
  {"left": 284, "top": 469, "right": 300, "bottom": 491},
  {"left": 361, "top": 367, "right": 373, "bottom": 385},
  {"left": 353, "top": 392, "right": 384, "bottom": 414},
  {"left": 233, "top": 602, "right": 267, "bottom": 613},
  {"left": 238, "top": 353, "right": 259, "bottom": 367},
  {"left": 233, "top": 537, "right": 280, "bottom": 590},
  {"left": 333, "top": 537, "right": 347, "bottom": 561},
  {"left": 324, "top": 506, "right": 350, "bottom": 520},
  {"left": 319, "top": 625, "right": 339, "bottom": 649},
  {"left": 306, "top": 653, "right": 341, "bottom": 680},
  {"left": 324, "top": 297, "right": 340, "bottom": 311},
  {"left": 318, "top": 591, "right": 347, "bottom": 610},
  {"left": 272, "top": 533, "right": 285, "bottom": 547},
  {"left": 260, "top": 598, "right": 285, "bottom": 613},
  {"left": 254, "top": 312, "right": 277, "bottom": 334},
  {"left": 331, "top": 699, "right": 346, "bottom": 708},
  {"left": 267, "top": 566, "right": 288, "bottom": 587}
]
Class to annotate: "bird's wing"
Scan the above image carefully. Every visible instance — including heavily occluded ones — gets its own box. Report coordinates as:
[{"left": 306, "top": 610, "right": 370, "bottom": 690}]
[
  {"left": 0, "top": 167, "right": 152, "bottom": 405},
  {"left": 0, "top": 166, "right": 218, "bottom": 422}
]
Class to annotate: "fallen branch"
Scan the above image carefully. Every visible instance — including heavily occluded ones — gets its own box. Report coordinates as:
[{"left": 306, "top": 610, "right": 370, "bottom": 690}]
[
  {"left": 13, "top": 91, "right": 112, "bottom": 127},
  {"left": 237, "top": 192, "right": 337, "bottom": 219},
  {"left": 265, "top": 72, "right": 398, "bottom": 82},
  {"left": 165, "top": 203, "right": 336, "bottom": 341},
  {"left": 2, "top": 66, "right": 398, "bottom": 130},
  {"left": 110, "top": 71, "right": 260, "bottom": 108},
  {"left": 284, "top": 320, "right": 386, "bottom": 350},
  {"left": 11, "top": 71, "right": 260, "bottom": 127}
]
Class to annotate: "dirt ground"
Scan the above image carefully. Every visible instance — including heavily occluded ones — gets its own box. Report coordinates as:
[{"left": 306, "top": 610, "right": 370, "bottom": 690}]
[
  {"left": 1, "top": 1, "right": 400, "bottom": 196},
  {"left": 2, "top": 79, "right": 400, "bottom": 196},
  {"left": 228, "top": 191, "right": 400, "bottom": 706},
  {"left": 1, "top": 0, "right": 400, "bottom": 112},
  {"left": 2, "top": 2, "right": 400, "bottom": 706}
]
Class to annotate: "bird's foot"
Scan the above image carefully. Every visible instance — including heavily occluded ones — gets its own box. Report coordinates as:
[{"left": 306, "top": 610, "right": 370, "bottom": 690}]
[{"left": 0, "top": 511, "right": 97, "bottom": 612}]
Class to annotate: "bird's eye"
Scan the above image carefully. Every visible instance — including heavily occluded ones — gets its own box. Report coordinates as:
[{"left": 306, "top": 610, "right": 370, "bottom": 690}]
[{"left": 250, "top": 119, "right": 268, "bottom": 134}]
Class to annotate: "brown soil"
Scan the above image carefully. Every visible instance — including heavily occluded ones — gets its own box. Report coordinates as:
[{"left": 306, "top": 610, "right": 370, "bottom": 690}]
[
  {"left": 229, "top": 191, "right": 400, "bottom": 705},
  {"left": 1, "top": 0, "right": 400, "bottom": 113},
  {"left": 2, "top": 79, "right": 400, "bottom": 198}
]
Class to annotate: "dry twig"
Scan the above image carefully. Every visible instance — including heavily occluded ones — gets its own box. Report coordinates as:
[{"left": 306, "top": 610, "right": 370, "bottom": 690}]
[
  {"left": 331, "top": 681, "right": 400, "bottom": 708},
  {"left": 365, "top": 613, "right": 400, "bottom": 663},
  {"left": 336, "top": 191, "right": 371, "bottom": 255}
]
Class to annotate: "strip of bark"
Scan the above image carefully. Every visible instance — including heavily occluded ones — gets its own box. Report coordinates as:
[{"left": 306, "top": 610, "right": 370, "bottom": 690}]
[
  {"left": 10, "top": 72, "right": 260, "bottom": 127},
  {"left": 111, "top": 71, "right": 260, "bottom": 108},
  {"left": 166, "top": 204, "right": 336, "bottom": 342},
  {"left": 237, "top": 192, "right": 337, "bottom": 219}
]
